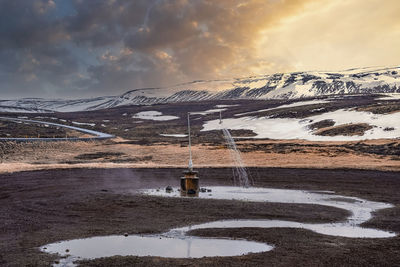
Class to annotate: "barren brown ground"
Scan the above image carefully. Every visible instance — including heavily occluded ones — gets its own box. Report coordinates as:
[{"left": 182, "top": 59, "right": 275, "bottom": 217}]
[{"left": 1, "top": 138, "right": 399, "bottom": 174}]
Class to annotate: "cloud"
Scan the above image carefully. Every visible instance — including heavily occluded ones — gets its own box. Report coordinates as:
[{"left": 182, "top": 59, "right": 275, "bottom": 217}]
[
  {"left": 258, "top": 0, "right": 400, "bottom": 72},
  {"left": 0, "top": 0, "right": 399, "bottom": 98}
]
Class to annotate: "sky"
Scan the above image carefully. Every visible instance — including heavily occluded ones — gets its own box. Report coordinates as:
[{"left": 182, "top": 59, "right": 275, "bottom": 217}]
[{"left": 0, "top": 0, "right": 399, "bottom": 99}]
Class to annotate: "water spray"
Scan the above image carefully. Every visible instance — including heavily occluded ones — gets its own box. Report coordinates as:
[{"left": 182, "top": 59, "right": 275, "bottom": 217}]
[{"left": 220, "top": 111, "right": 251, "bottom": 187}]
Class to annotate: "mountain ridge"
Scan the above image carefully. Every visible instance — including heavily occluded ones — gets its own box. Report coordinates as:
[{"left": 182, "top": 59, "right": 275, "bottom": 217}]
[{"left": 1, "top": 66, "right": 399, "bottom": 113}]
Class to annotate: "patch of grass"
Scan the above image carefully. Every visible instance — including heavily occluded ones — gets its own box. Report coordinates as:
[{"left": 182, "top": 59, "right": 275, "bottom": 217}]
[
  {"left": 75, "top": 152, "right": 125, "bottom": 160},
  {"left": 308, "top": 119, "right": 336, "bottom": 130},
  {"left": 110, "top": 156, "right": 153, "bottom": 163},
  {"left": 356, "top": 102, "right": 400, "bottom": 114},
  {"left": 315, "top": 123, "right": 373, "bottom": 137}
]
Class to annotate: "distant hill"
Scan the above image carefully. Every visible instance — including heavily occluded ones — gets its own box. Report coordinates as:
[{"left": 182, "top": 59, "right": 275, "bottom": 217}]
[{"left": 1, "top": 66, "right": 399, "bottom": 113}]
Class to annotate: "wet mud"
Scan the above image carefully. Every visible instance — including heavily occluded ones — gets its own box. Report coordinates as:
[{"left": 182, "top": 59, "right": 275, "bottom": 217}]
[{"left": 1, "top": 167, "right": 399, "bottom": 266}]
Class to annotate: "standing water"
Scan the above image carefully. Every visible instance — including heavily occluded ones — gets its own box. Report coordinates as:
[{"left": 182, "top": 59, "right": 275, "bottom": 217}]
[
  {"left": 41, "top": 186, "right": 396, "bottom": 266},
  {"left": 222, "top": 128, "right": 252, "bottom": 187}
]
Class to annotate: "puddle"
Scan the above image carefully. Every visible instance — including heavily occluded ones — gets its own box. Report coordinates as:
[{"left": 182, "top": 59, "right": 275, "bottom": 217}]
[
  {"left": 42, "top": 235, "right": 271, "bottom": 262},
  {"left": 41, "top": 234, "right": 272, "bottom": 266},
  {"left": 175, "top": 219, "right": 393, "bottom": 239},
  {"left": 41, "top": 186, "right": 396, "bottom": 266},
  {"left": 145, "top": 186, "right": 396, "bottom": 238}
]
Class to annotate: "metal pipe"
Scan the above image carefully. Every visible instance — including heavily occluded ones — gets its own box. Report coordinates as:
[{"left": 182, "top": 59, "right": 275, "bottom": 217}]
[{"left": 187, "top": 112, "right": 193, "bottom": 170}]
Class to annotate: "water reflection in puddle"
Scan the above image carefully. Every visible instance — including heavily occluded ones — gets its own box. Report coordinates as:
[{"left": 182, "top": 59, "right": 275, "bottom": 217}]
[
  {"left": 42, "top": 235, "right": 272, "bottom": 266},
  {"left": 41, "top": 234, "right": 272, "bottom": 267},
  {"left": 41, "top": 186, "right": 396, "bottom": 266}
]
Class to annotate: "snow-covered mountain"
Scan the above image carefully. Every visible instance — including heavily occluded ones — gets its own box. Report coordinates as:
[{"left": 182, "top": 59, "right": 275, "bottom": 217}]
[{"left": 1, "top": 66, "right": 399, "bottom": 113}]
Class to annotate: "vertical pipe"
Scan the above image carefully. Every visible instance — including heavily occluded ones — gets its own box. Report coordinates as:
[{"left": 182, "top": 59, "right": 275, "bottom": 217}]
[{"left": 188, "top": 112, "right": 193, "bottom": 170}]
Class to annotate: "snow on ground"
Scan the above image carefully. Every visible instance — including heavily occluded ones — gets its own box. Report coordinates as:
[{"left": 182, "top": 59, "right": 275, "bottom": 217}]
[
  {"left": 273, "top": 99, "right": 329, "bottom": 109},
  {"left": 0, "top": 96, "right": 115, "bottom": 113},
  {"left": 0, "top": 106, "right": 49, "bottom": 113},
  {"left": 234, "top": 77, "right": 269, "bottom": 89},
  {"left": 132, "top": 111, "right": 179, "bottom": 121},
  {"left": 72, "top": 121, "right": 96, "bottom": 127},
  {"left": 215, "top": 104, "right": 239, "bottom": 108},
  {"left": 379, "top": 93, "right": 400, "bottom": 100},
  {"left": 191, "top": 108, "right": 227, "bottom": 115},
  {"left": 236, "top": 99, "right": 329, "bottom": 117},
  {"left": 202, "top": 109, "right": 400, "bottom": 141},
  {"left": 160, "top": 134, "right": 188, "bottom": 138}
]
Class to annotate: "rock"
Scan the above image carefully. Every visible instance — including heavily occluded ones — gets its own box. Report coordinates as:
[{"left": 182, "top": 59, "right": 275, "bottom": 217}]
[
  {"left": 165, "top": 186, "right": 173, "bottom": 193},
  {"left": 187, "top": 189, "right": 196, "bottom": 195},
  {"left": 200, "top": 188, "right": 207, "bottom": 193},
  {"left": 124, "top": 233, "right": 128, "bottom": 237},
  {"left": 207, "top": 189, "right": 212, "bottom": 192},
  {"left": 65, "top": 249, "right": 69, "bottom": 253}
]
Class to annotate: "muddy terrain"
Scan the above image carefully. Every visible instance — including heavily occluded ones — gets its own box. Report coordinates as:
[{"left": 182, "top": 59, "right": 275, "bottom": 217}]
[
  {"left": 1, "top": 96, "right": 399, "bottom": 266},
  {"left": 0, "top": 168, "right": 399, "bottom": 266}
]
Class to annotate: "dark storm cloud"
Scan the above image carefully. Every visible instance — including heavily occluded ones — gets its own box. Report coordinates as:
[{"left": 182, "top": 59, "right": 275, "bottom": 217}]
[
  {"left": 0, "top": 0, "right": 317, "bottom": 98},
  {"left": 0, "top": 0, "right": 66, "bottom": 50},
  {"left": 5, "top": 0, "right": 396, "bottom": 98}
]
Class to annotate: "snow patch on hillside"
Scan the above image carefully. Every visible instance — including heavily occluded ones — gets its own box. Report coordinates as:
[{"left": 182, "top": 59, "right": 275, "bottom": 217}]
[
  {"left": 0, "top": 106, "right": 50, "bottom": 113},
  {"left": 202, "top": 109, "right": 400, "bottom": 141},
  {"left": 72, "top": 121, "right": 96, "bottom": 127},
  {"left": 132, "top": 111, "right": 179, "bottom": 121},
  {"left": 191, "top": 108, "right": 227, "bottom": 115},
  {"left": 379, "top": 93, "right": 400, "bottom": 100},
  {"left": 215, "top": 104, "right": 239, "bottom": 108},
  {"left": 160, "top": 134, "right": 188, "bottom": 137},
  {"left": 236, "top": 99, "right": 329, "bottom": 117}
]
